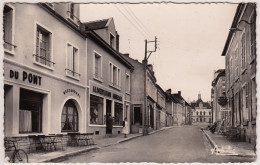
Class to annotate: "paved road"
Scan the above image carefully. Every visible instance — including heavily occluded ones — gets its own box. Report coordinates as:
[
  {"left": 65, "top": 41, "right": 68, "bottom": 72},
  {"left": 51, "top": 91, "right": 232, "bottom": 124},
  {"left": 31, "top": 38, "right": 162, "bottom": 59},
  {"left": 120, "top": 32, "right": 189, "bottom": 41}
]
[{"left": 56, "top": 125, "right": 256, "bottom": 163}]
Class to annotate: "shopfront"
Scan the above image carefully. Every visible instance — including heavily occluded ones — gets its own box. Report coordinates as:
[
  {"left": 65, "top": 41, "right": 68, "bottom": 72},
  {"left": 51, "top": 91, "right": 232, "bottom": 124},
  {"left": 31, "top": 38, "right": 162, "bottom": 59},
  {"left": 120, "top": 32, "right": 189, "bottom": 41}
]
[
  {"left": 4, "top": 62, "right": 87, "bottom": 136},
  {"left": 88, "top": 81, "right": 125, "bottom": 137}
]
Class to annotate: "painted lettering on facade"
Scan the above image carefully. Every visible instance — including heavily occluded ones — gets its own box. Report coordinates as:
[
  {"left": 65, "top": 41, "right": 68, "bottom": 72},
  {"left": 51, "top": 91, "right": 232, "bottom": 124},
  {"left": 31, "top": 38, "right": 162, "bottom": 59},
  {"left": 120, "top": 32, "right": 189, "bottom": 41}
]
[
  {"left": 113, "top": 94, "right": 122, "bottom": 101},
  {"left": 9, "top": 70, "right": 42, "bottom": 86},
  {"left": 63, "top": 89, "right": 80, "bottom": 98},
  {"left": 93, "top": 86, "right": 112, "bottom": 97}
]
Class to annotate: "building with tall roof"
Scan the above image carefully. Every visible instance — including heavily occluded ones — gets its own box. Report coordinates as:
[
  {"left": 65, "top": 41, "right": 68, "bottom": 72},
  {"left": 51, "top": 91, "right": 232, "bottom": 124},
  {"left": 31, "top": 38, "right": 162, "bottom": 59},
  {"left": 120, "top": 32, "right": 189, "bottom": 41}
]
[
  {"left": 82, "top": 18, "right": 134, "bottom": 138},
  {"left": 191, "top": 93, "right": 212, "bottom": 124}
]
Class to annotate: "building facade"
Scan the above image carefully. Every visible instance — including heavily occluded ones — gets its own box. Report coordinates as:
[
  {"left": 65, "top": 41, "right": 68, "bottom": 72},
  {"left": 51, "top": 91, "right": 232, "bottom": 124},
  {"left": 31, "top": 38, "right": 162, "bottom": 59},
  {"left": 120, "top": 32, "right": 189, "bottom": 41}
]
[
  {"left": 211, "top": 69, "right": 230, "bottom": 126},
  {"left": 172, "top": 91, "right": 186, "bottom": 126},
  {"left": 4, "top": 3, "right": 88, "bottom": 137},
  {"left": 221, "top": 3, "right": 256, "bottom": 143},
  {"left": 83, "top": 18, "right": 134, "bottom": 138},
  {"left": 156, "top": 84, "right": 167, "bottom": 129},
  {"left": 191, "top": 94, "right": 212, "bottom": 124}
]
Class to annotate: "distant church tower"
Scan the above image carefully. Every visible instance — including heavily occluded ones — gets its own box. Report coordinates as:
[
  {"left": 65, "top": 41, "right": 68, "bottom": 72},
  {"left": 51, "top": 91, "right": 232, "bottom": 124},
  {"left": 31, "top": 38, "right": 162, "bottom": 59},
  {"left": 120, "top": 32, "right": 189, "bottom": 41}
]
[{"left": 198, "top": 92, "right": 201, "bottom": 100}]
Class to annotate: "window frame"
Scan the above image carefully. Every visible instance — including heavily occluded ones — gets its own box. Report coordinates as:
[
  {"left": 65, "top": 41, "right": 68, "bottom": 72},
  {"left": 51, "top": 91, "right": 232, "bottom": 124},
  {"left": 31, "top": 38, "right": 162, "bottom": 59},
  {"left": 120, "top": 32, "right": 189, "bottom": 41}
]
[
  {"left": 241, "top": 29, "right": 246, "bottom": 71},
  {"left": 34, "top": 21, "right": 54, "bottom": 70},
  {"left": 93, "top": 51, "right": 103, "bottom": 82},
  {"left": 109, "top": 62, "right": 121, "bottom": 90},
  {"left": 3, "top": 4, "right": 15, "bottom": 55},
  {"left": 61, "top": 100, "right": 79, "bottom": 132},
  {"left": 66, "top": 42, "right": 80, "bottom": 80},
  {"left": 109, "top": 32, "right": 115, "bottom": 48}
]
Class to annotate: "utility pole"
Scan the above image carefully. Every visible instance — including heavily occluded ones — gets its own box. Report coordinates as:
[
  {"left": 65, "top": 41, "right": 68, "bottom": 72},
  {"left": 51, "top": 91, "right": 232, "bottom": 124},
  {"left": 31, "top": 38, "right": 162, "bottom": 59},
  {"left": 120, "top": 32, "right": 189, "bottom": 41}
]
[{"left": 143, "top": 36, "right": 157, "bottom": 136}]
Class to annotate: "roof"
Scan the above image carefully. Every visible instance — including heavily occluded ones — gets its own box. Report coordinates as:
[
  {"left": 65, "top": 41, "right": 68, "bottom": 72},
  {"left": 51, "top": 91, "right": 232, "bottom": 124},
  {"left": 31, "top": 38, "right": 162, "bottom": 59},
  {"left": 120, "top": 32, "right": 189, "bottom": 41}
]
[
  {"left": 221, "top": 3, "right": 245, "bottom": 56},
  {"left": 172, "top": 94, "right": 184, "bottom": 104},
  {"left": 84, "top": 18, "right": 112, "bottom": 30},
  {"left": 191, "top": 98, "right": 212, "bottom": 109},
  {"left": 85, "top": 31, "right": 134, "bottom": 70},
  {"left": 212, "top": 69, "right": 225, "bottom": 86}
]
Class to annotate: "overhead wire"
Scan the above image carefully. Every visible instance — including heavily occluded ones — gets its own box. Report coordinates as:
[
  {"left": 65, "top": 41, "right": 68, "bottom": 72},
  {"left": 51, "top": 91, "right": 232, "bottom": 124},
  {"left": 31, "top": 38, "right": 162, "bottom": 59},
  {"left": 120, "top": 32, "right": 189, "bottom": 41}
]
[
  {"left": 122, "top": 5, "right": 153, "bottom": 39},
  {"left": 114, "top": 5, "right": 149, "bottom": 38}
]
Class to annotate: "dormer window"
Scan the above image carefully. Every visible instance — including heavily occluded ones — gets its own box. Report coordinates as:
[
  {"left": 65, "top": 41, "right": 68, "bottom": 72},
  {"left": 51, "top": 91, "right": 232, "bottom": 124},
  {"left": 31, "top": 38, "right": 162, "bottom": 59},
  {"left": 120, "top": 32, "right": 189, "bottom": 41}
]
[
  {"left": 69, "top": 3, "right": 74, "bottom": 20},
  {"left": 109, "top": 33, "right": 115, "bottom": 48}
]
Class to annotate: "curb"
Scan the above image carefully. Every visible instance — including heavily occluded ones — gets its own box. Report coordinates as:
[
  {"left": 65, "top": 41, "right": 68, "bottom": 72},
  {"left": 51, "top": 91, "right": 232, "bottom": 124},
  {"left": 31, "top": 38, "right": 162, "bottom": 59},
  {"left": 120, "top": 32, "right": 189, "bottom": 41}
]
[
  {"left": 36, "top": 146, "right": 100, "bottom": 163},
  {"left": 202, "top": 129, "right": 256, "bottom": 158}
]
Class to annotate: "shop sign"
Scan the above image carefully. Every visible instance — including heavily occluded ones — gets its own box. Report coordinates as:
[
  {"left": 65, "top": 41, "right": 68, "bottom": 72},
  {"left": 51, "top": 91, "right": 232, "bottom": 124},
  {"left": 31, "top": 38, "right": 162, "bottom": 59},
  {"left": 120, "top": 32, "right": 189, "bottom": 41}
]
[
  {"left": 113, "top": 94, "right": 122, "bottom": 101},
  {"left": 9, "top": 69, "right": 42, "bottom": 86},
  {"left": 63, "top": 89, "right": 80, "bottom": 98},
  {"left": 220, "top": 107, "right": 231, "bottom": 111},
  {"left": 93, "top": 86, "right": 111, "bottom": 97}
]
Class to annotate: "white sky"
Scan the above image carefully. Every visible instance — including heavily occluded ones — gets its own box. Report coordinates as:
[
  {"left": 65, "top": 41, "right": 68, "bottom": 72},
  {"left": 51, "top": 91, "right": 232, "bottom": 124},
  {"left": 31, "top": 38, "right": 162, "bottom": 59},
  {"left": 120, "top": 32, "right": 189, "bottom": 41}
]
[{"left": 80, "top": 3, "right": 238, "bottom": 102}]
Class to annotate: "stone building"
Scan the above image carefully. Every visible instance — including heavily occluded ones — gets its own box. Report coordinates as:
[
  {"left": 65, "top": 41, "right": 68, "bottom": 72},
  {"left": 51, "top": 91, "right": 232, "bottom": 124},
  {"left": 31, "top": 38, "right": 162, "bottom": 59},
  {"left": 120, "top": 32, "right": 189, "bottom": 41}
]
[
  {"left": 156, "top": 84, "right": 167, "bottom": 129},
  {"left": 122, "top": 54, "right": 158, "bottom": 134},
  {"left": 221, "top": 3, "right": 256, "bottom": 143},
  {"left": 82, "top": 18, "right": 134, "bottom": 138},
  {"left": 4, "top": 3, "right": 88, "bottom": 137},
  {"left": 191, "top": 93, "right": 212, "bottom": 124},
  {"left": 211, "top": 69, "right": 229, "bottom": 125}
]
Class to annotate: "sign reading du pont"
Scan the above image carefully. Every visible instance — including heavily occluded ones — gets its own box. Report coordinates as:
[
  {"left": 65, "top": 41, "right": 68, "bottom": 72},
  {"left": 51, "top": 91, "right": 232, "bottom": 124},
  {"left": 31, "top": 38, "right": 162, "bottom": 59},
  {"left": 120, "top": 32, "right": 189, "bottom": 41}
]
[{"left": 9, "top": 69, "right": 42, "bottom": 86}]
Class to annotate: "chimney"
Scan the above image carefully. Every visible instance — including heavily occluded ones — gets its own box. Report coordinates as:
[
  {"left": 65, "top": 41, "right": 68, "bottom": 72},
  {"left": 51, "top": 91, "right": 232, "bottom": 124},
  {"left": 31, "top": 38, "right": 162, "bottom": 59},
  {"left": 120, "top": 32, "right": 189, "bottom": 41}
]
[
  {"left": 123, "top": 53, "right": 129, "bottom": 57},
  {"left": 116, "top": 34, "right": 120, "bottom": 51},
  {"left": 166, "top": 89, "right": 171, "bottom": 94},
  {"left": 178, "top": 91, "right": 181, "bottom": 96}
]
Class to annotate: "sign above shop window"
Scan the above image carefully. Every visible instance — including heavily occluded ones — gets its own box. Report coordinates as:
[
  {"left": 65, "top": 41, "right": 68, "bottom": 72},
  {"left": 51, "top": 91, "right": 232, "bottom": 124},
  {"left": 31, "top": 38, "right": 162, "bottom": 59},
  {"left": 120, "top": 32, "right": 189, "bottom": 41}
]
[
  {"left": 9, "top": 69, "right": 42, "bottom": 86},
  {"left": 92, "top": 86, "right": 123, "bottom": 102},
  {"left": 63, "top": 89, "right": 80, "bottom": 98}
]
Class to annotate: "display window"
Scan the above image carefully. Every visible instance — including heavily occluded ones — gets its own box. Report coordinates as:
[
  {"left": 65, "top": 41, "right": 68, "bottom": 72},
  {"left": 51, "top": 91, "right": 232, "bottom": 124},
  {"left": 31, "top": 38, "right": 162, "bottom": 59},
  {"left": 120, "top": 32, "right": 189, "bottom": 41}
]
[
  {"left": 114, "top": 102, "right": 123, "bottom": 126},
  {"left": 19, "top": 88, "right": 43, "bottom": 133},
  {"left": 61, "top": 100, "right": 78, "bottom": 132},
  {"left": 90, "top": 95, "right": 104, "bottom": 125}
]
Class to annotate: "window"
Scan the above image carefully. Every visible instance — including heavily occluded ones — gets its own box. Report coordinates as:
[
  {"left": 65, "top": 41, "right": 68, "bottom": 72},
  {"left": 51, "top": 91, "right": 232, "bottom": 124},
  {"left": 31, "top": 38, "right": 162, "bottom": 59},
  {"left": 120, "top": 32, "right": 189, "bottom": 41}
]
[
  {"left": 90, "top": 95, "right": 104, "bottom": 125},
  {"left": 35, "top": 25, "right": 53, "bottom": 67},
  {"left": 203, "top": 111, "right": 205, "bottom": 115},
  {"left": 241, "top": 33, "right": 246, "bottom": 69},
  {"left": 61, "top": 100, "right": 78, "bottom": 132},
  {"left": 250, "top": 9, "right": 256, "bottom": 59},
  {"left": 196, "top": 112, "right": 198, "bottom": 115},
  {"left": 93, "top": 52, "right": 102, "bottom": 80},
  {"left": 110, "top": 33, "right": 115, "bottom": 48},
  {"left": 126, "top": 74, "right": 130, "bottom": 93},
  {"left": 69, "top": 3, "right": 74, "bottom": 19},
  {"left": 209, "top": 112, "right": 211, "bottom": 115},
  {"left": 109, "top": 63, "right": 121, "bottom": 89},
  {"left": 114, "top": 102, "right": 123, "bottom": 126},
  {"left": 243, "top": 84, "right": 249, "bottom": 121},
  {"left": 209, "top": 118, "right": 211, "bottom": 123},
  {"left": 196, "top": 118, "right": 198, "bottom": 122},
  {"left": 19, "top": 89, "right": 43, "bottom": 133},
  {"left": 235, "top": 47, "right": 239, "bottom": 78},
  {"left": 200, "top": 111, "right": 202, "bottom": 115},
  {"left": 4, "top": 5, "right": 15, "bottom": 52},
  {"left": 204, "top": 118, "right": 206, "bottom": 122},
  {"left": 66, "top": 43, "right": 79, "bottom": 79}
]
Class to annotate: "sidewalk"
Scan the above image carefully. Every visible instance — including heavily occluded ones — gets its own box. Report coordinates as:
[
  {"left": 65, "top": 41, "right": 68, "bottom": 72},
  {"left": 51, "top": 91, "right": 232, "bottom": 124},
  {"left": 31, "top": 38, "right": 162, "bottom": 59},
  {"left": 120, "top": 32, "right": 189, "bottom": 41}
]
[
  {"left": 28, "top": 126, "right": 174, "bottom": 163},
  {"left": 202, "top": 129, "right": 256, "bottom": 158}
]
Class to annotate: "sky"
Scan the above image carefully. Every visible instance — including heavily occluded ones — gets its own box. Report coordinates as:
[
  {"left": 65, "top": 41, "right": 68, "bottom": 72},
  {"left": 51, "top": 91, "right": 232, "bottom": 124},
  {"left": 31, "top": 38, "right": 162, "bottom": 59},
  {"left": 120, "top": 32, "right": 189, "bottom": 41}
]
[{"left": 80, "top": 2, "right": 238, "bottom": 102}]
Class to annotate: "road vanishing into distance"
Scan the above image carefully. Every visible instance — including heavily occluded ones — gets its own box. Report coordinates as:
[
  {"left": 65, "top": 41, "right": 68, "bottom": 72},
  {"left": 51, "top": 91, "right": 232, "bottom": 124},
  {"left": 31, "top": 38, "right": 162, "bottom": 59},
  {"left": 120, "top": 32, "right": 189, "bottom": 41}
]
[{"left": 55, "top": 125, "right": 255, "bottom": 163}]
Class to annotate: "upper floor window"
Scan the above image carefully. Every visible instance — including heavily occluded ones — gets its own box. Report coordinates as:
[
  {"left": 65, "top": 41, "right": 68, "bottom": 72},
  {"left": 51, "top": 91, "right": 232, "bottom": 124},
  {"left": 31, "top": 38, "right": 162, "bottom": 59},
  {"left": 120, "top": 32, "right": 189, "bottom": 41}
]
[
  {"left": 250, "top": 9, "right": 256, "bottom": 59},
  {"left": 93, "top": 52, "right": 102, "bottom": 80},
  {"left": 203, "top": 111, "right": 205, "bottom": 115},
  {"left": 4, "top": 5, "right": 15, "bottom": 53},
  {"left": 241, "top": 32, "right": 246, "bottom": 69},
  {"left": 109, "top": 33, "right": 115, "bottom": 48},
  {"left": 125, "top": 73, "right": 130, "bottom": 93},
  {"left": 69, "top": 3, "right": 74, "bottom": 19},
  {"left": 66, "top": 43, "right": 79, "bottom": 79},
  {"left": 235, "top": 46, "right": 239, "bottom": 77},
  {"left": 209, "top": 112, "right": 211, "bottom": 115},
  {"left": 109, "top": 62, "right": 121, "bottom": 89},
  {"left": 35, "top": 24, "right": 54, "bottom": 68}
]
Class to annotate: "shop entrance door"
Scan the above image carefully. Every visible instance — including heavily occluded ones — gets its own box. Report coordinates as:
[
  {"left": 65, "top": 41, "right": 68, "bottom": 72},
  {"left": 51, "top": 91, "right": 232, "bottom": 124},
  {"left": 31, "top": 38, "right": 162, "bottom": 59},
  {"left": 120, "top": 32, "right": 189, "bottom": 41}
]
[{"left": 106, "top": 100, "right": 112, "bottom": 115}]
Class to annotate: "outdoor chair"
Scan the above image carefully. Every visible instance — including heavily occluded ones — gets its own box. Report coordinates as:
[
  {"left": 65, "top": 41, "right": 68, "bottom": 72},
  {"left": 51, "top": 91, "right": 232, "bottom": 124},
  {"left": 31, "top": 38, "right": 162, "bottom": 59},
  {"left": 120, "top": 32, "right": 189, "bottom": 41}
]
[
  {"left": 28, "top": 135, "right": 42, "bottom": 153},
  {"left": 52, "top": 134, "right": 64, "bottom": 150}
]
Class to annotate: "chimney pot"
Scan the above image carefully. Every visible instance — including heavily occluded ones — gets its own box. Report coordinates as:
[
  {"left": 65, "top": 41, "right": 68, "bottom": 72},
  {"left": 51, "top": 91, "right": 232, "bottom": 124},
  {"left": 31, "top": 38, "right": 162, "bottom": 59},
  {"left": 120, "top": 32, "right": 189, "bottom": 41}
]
[{"left": 178, "top": 91, "right": 181, "bottom": 96}]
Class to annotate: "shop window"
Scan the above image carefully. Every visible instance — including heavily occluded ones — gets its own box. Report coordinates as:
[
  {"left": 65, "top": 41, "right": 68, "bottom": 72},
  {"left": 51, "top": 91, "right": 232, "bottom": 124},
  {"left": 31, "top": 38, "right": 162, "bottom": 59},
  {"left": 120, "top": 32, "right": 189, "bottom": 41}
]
[
  {"left": 114, "top": 102, "right": 123, "bottom": 126},
  {"left": 19, "top": 89, "right": 43, "bottom": 133},
  {"left": 4, "top": 5, "right": 15, "bottom": 52},
  {"left": 66, "top": 43, "right": 79, "bottom": 79},
  {"left": 61, "top": 100, "right": 78, "bottom": 132},
  {"left": 90, "top": 95, "right": 104, "bottom": 125},
  {"left": 35, "top": 24, "right": 53, "bottom": 67},
  {"left": 94, "top": 52, "right": 102, "bottom": 80}
]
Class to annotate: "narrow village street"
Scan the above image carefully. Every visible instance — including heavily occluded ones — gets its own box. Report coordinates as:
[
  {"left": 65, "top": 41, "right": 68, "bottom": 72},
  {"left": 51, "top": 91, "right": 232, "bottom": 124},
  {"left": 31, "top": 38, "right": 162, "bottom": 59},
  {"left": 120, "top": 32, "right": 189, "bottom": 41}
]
[{"left": 55, "top": 126, "right": 255, "bottom": 163}]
